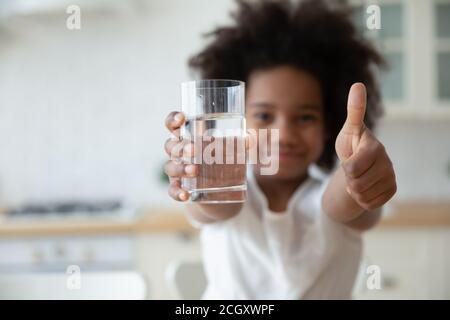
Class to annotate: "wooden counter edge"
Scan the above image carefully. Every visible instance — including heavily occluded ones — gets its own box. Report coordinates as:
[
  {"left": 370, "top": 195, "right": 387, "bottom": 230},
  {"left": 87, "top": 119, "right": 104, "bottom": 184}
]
[
  {"left": 378, "top": 202, "right": 450, "bottom": 228},
  {"left": 0, "top": 209, "right": 196, "bottom": 237},
  {"left": 1, "top": 202, "right": 450, "bottom": 237}
]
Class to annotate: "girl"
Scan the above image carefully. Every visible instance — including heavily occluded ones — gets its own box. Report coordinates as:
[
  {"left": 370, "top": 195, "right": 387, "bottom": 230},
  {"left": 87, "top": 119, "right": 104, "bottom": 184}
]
[{"left": 164, "top": 0, "right": 396, "bottom": 299}]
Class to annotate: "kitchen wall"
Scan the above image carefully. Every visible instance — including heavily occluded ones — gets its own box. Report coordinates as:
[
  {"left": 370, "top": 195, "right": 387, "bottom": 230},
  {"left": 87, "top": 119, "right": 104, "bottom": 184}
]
[
  {"left": 0, "top": 0, "right": 448, "bottom": 208},
  {"left": 378, "top": 118, "right": 450, "bottom": 201}
]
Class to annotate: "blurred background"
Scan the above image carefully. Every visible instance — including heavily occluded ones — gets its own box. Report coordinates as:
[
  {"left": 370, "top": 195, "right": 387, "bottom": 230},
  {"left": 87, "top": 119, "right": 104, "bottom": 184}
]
[{"left": 0, "top": 0, "right": 449, "bottom": 299}]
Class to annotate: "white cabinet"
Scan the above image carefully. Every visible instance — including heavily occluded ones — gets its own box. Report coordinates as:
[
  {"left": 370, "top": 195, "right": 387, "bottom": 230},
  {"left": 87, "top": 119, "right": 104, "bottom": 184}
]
[
  {"left": 350, "top": 0, "right": 450, "bottom": 119},
  {"left": 354, "top": 227, "right": 450, "bottom": 299},
  {"left": 136, "top": 232, "right": 202, "bottom": 299},
  {"left": 0, "top": 235, "right": 134, "bottom": 272},
  {"left": 0, "top": 230, "right": 202, "bottom": 299}
]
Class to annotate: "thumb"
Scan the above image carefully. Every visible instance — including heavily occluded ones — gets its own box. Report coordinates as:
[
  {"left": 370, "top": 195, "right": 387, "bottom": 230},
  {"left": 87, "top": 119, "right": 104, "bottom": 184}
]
[{"left": 343, "top": 83, "right": 367, "bottom": 136}]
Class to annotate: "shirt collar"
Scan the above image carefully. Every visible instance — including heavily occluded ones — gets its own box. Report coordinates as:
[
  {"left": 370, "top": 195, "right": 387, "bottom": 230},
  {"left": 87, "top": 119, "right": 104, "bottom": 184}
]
[{"left": 247, "top": 163, "right": 329, "bottom": 213}]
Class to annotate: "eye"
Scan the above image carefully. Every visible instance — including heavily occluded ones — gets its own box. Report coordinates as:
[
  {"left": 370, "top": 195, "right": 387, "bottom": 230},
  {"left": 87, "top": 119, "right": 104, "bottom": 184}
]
[
  {"left": 297, "top": 114, "right": 317, "bottom": 123},
  {"left": 254, "top": 112, "right": 273, "bottom": 122}
]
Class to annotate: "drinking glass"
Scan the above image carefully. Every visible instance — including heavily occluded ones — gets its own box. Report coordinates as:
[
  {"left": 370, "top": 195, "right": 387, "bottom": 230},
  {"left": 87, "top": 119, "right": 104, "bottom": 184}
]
[{"left": 180, "top": 79, "right": 246, "bottom": 203}]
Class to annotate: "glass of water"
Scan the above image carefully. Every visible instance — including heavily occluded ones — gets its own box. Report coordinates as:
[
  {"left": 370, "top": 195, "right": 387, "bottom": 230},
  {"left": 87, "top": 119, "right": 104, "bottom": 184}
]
[{"left": 181, "top": 79, "right": 246, "bottom": 203}]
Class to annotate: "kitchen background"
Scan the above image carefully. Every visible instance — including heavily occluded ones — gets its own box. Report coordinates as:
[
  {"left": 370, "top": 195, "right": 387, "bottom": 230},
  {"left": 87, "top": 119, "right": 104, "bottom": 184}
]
[{"left": 0, "top": 0, "right": 449, "bottom": 299}]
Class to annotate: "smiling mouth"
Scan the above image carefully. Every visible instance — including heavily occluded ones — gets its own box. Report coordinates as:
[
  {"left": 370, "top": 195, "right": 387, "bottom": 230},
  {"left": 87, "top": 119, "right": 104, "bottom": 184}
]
[{"left": 279, "top": 152, "right": 305, "bottom": 160}]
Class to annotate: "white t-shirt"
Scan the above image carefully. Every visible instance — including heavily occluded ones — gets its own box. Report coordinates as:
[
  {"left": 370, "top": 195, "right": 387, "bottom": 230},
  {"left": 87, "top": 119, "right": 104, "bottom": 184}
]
[{"left": 191, "top": 165, "right": 362, "bottom": 300}]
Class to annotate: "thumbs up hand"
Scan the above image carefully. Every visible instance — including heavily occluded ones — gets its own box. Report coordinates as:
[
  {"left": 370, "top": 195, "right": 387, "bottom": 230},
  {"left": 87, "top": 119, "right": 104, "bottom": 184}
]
[{"left": 335, "top": 83, "right": 396, "bottom": 212}]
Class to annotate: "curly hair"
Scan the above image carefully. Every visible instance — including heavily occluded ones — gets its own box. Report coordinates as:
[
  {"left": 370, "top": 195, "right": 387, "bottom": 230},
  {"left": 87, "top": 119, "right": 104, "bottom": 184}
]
[{"left": 188, "top": 0, "right": 385, "bottom": 171}]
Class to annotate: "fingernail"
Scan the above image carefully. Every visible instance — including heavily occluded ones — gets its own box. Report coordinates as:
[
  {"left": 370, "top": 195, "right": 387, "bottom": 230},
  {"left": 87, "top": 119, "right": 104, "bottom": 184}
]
[
  {"left": 174, "top": 113, "right": 184, "bottom": 123},
  {"left": 346, "top": 187, "right": 352, "bottom": 195},
  {"left": 179, "top": 191, "right": 188, "bottom": 201},
  {"left": 185, "top": 165, "right": 195, "bottom": 175},
  {"left": 183, "top": 143, "right": 194, "bottom": 156}
]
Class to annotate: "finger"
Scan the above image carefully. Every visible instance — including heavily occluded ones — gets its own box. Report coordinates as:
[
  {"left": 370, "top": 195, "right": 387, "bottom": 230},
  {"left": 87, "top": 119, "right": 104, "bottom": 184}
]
[
  {"left": 164, "top": 138, "right": 194, "bottom": 160},
  {"left": 342, "top": 142, "right": 381, "bottom": 179},
  {"left": 170, "top": 128, "right": 181, "bottom": 140},
  {"left": 350, "top": 175, "right": 396, "bottom": 203},
  {"left": 182, "top": 141, "right": 195, "bottom": 159},
  {"left": 168, "top": 179, "right": 190, "bottom": 201},
  {"left": 164, "top": 139, "right": 182, "bottom": 158},
  {"left": 164, "top": 160, "right": 198, "bottom": 178},
  {"left": 165, "top": 111, "right": 185, "bottom": 132},
  {"left": 346, "top": 154, "right": 392, "bottom": 192},
  {"left": 169, "top": 176, "right": 180, "bottom": 184},
  {"left": 363, "top": 186, "right": 397, "bottom": 211},
  {"left": 343, "top": 83, "right": 367, "bottom": 135},
  {"left": 347, "top": 170, "right": 382, "bottom": 195}
]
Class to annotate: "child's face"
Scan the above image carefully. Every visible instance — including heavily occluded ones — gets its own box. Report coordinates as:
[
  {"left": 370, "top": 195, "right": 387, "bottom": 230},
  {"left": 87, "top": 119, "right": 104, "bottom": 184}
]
[{"left": 246, "top": 65, "right": 326, "bottom": 180}]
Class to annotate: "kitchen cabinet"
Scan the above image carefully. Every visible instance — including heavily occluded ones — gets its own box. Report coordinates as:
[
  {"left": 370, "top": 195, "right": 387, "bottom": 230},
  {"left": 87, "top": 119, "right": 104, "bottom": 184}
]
[
  {"left": 354, "top": 227, "right": 450, "bottom": 299},
  {"left": 1, "top": 206, "right": 450, "bottom": 299},
  {"left": 0, "top": 232, "right": 201, "bottom": 300},
  {"left": 0, "top": 235, "right": 135, "bottom": 273},
  {"left": 0, "top": 210, "right": 201, "bottom": 299},
  {"left": 136, "top": 232, "right": 202, "bottom": 299},
  {"left": 350, "top": 0, "right": 450, "bottom": 119}
]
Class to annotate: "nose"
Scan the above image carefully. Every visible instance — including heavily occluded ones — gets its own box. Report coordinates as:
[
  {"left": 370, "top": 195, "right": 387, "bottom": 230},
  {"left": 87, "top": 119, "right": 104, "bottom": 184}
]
[{"left": 276, "top": 117, "right": 300, "bottom": 148}]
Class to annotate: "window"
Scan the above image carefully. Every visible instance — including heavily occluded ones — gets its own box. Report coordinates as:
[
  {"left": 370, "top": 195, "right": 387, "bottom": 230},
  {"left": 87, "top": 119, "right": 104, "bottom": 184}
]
[
  {"left": 351, "top": 1, "right": 405, "bottom": 104},
  {"left": 435, "top": 1, "right": 450, "bottom": 102}
]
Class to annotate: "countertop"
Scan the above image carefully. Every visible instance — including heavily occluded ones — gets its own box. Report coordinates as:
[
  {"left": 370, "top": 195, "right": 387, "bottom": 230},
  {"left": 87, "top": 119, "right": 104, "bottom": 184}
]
[
  {"left": 0, "top": 208, "right": 194, "bottom": 237},
  {"left": 0, "top": 201, "right": 449, "bottom": 237}
]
